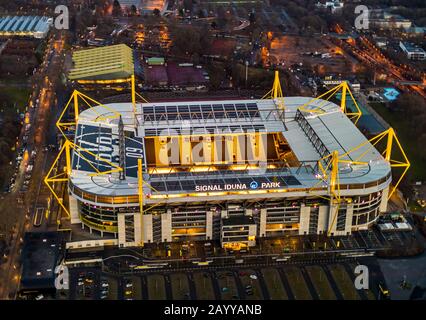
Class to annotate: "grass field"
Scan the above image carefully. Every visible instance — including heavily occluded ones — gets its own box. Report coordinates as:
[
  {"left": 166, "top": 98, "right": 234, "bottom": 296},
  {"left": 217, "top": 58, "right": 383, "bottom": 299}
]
[
  {"left": 147, "top": 274, "right": 166, "bottom": 300},
  {"left": 193, "top": 272, "right": 216, "bottom": 300},
  {"left": 170, "top": 273, "right": 190, "bottom": 300},
  {"left": 328, "top": 264, "right": 360, "bottom": 300},
  {"left": 216, "top": 271, "right": 239, "bottom": 300},
  {"left": 238, "top": 269, "right": 263, "bottom": 300},
  {"left": 261, "top": 268, "right": 288, "bottom": 300},
  {"left": 305, "top": 266, "right": 336, "bottom": 300},
  {"left": 283, "top": 266, "right": 311, "bottom": 300}
]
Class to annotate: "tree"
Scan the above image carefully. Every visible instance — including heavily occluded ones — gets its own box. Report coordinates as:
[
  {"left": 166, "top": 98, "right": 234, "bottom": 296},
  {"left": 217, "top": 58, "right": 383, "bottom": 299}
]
[
  {"left": 198, "top": 9, "right": 205, "bottom": 18},
  {"left": 216, "top": 6, "right": 229, "bottom": 28},
  {"left": 153, "top": 8, "right": 160, "bottom": 17},
  {"left": 249, "top": 12, "right": 256, "bottom": 24},
  {"left": 300, "top": 15, "right": 326, "bottom": 33},
  {"left": 75, "top": 7, "right": 95, "bottom": 33},
  {"left": 112, "top": 0, "right": 122, "bottom": 17},
  {"left": 171, "top": 26, "right": 211, "bottom": 57},
  {"left": 183, "top": 0, "right": 193, "bottom": 13}
]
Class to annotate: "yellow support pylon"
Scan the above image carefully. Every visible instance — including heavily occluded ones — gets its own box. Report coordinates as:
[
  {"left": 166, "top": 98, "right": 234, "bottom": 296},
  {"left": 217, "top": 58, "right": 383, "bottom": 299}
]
[
  {"left": 312, "top": 127, "right": 410, "bottom": 235},
  {"left": 44, "top": 139, "right": 124, "bottom": 218},
  {"left": 338, "top": 127, "right": 410, "bottom": 199},
  {"left": 44, "top": 140, "right": 73, "bottom": 217},
  {"left": 262, "top": 70, "right": 285, "bottom": 111},
  {"left": 131, "top": 74, "right": 136, "bottom": 111},
  {"left": 315, "top": 150, "right": 368, "bottom": 235},
  {"left": 138, "top": 158, "right": 144, "bottom": 247},
  {"left": 48, "top": 82, "right": 150, "bottom": 224},
  {"left": 56, "top": 90, "right": 123, "bottom": 138},
  {"left": 297, "top": 81, "right": 362, "bottom": 124}
]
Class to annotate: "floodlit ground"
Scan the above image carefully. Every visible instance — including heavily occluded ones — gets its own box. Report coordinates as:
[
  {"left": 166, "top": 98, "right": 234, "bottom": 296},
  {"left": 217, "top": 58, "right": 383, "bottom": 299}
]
[
  {"left": 131, "top": 276, "right": 143, "bottom": 300},
  {"left": 283, "top": 266, "right": 312, "bottom": 300},
  {"left": 146, "top": 274, "right": 166, "bottom": 300},
  {"left": 67, "top": 258, "right": 385, "bottom": 300},
  {"left": 238, "top": 269, "right": 264, "bottom": 300},
  {"left": 328, "top": 264, "right": 360, "bottom": 300},
  {"left": 193, "top": 272, "right": 215, "bottom": 300},
  {"left": 170, "top": 273, "right": 190, "bottom": 300},
  {"left": 107, "top": 276, "right": 118, "bottom": 300},
  {"left": 216, "top": 271, "right": 239, "bottom": 300},
  {"left": 261, "top": 268, "right": 288, "bottom": 300},
  {"left": 305, "top": 265, "right": 335, "bottom": 300}
]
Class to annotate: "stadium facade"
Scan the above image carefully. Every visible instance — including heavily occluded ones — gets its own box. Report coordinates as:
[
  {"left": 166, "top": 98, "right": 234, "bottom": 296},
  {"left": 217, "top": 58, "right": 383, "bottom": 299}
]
[{"left": 64, "top": 91, "right": 395, "bottom": 249}]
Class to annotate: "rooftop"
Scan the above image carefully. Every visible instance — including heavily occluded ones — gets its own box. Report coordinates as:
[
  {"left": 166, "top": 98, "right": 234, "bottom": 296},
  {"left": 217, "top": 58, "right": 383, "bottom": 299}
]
[
  {"left": 0, "top": 16, "right": 52, "bottom": 38},
  {"left": 400, "top": 41, "right": 425, "bottom": 53},
  {"left": 20, "top": 232, "right": 64, "bottom": 291},
  {"left": 68, "top": 44, "right": 134, "bottom": 81},
  {"left": 144, "top": 62, "right": 208, "bottom": 87},
  {"left": 69, "top": 96, "right": 391, "bottom": 201}
]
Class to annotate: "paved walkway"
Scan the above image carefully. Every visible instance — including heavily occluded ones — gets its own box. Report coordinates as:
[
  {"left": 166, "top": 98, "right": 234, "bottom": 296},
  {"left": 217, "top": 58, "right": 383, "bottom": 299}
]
[{"left": 379, "top": 251, "right": 426, "bottom": 300}]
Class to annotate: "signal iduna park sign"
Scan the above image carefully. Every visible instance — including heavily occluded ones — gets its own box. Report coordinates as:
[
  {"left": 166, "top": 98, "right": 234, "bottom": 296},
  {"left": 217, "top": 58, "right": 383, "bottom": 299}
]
[{"left": 195, "top": 181, "right": 281, "bottom": 192}]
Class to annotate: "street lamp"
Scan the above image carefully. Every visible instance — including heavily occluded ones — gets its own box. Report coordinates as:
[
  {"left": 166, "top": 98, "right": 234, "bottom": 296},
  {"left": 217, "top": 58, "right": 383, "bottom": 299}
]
[{"left": 245, "top": 60, "right": 249, "bottom": 88}]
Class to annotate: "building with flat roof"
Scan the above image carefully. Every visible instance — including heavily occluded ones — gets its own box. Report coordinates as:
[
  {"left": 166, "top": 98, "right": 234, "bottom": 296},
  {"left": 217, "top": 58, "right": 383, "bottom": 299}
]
[
  {"left": 68, "top": 44, "right": 134, "bottom": 84},
  {"left": 144, "top": 60, "right": 209, "bottom": 89},
  {"left": 19, "top": 232, "right": 65, "bottom": 294},
  {"left": 316, "top": 1, "right": 344, "bottom": 13},
  {"left": 0, "top": 16, "right": 52, "bottom": 39},
  {"left": 63, "top": 91, "right": 395, "bottom": 249},
  {"left": 146, "top": 57, "right": 165, "bottom": 65},
  {"left": 399, "top": 42, "right": 426, "bottom": 61},
  {"left": 369, "top": 10, "right": 412, "bottom": 30}
]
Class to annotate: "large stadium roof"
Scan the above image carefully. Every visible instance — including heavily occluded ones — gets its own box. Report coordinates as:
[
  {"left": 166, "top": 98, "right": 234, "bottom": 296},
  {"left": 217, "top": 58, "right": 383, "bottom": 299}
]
[
  {"left": 69, "top": 97, "right": 391, "bottom": 201},
  {"left": 68, "top": 44, "right": 134, "bottom": 81}
]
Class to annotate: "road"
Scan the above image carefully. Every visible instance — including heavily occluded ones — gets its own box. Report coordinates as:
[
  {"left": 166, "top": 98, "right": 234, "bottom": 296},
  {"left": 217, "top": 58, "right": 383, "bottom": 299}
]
[
  {"left": 0, "top": 31, "right": 66, "bottom": 299},
  {"left": 330, "top": 27, "right": 426, "bottom": 99}
]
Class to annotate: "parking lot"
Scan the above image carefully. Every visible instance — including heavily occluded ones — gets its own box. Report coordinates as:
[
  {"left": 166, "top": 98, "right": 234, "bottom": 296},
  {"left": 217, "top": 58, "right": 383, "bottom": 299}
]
[{"left": 67, "top": 257, "right": 384, "bottom": 300}]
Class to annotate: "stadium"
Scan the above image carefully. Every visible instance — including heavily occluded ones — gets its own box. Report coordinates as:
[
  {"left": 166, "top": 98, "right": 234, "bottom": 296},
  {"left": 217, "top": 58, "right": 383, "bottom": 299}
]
[{"left": 47, "top": 73, "right": 409, "bottom": 249}]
